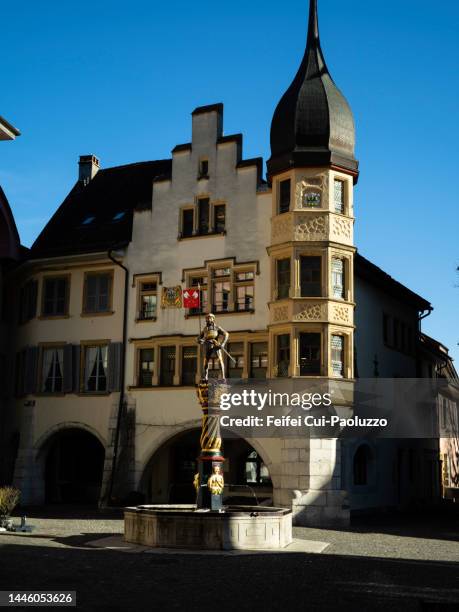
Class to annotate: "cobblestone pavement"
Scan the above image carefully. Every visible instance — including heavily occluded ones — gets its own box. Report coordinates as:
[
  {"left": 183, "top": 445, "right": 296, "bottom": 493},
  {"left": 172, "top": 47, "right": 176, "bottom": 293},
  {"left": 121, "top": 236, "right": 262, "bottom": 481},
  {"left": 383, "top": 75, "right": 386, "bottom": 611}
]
[{"left": 0, "top": 506, "right": 458, "bottom": 611}]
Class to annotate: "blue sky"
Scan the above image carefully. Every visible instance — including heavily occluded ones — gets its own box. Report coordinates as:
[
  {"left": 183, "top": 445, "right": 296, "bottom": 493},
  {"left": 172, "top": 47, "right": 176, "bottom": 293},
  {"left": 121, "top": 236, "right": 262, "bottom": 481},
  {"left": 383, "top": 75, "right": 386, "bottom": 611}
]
[{"left": 1, "top": 0, "right": 458, "bottom": 363}]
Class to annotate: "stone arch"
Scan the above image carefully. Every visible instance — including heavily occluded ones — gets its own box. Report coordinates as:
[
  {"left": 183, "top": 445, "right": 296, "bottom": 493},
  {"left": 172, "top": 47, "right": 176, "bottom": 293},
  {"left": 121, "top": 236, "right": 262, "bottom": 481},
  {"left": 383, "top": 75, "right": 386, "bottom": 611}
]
[
  {"left": 35, "top": 421, "right": 106, "bottom": 454},
  {"left": 35, "top": 423, "right": 106, "bottom": 504},
  {"left": 138, "top": 424, "right": 277, "bottom": 504}
]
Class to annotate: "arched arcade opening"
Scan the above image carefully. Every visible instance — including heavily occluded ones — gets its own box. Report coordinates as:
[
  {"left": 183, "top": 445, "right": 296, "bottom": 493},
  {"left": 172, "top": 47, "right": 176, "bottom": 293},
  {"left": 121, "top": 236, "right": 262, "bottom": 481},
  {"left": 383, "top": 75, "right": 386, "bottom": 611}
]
[
  {"left": 140, "top": 429, "right": 273, "bottom": 506},
  {"left": 43, "top": 428, "right": 105, "bottom": 504}
]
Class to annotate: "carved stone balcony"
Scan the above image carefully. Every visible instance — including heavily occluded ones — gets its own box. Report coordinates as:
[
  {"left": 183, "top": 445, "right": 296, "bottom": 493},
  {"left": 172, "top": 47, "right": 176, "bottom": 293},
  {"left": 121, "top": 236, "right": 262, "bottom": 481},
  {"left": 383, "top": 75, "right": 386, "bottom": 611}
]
[
  {"left": 271, "top": 211, "right": 354, "bottom": 247},
  {"left": 269, "top": 298, "right": 354, "bottom": 327}
]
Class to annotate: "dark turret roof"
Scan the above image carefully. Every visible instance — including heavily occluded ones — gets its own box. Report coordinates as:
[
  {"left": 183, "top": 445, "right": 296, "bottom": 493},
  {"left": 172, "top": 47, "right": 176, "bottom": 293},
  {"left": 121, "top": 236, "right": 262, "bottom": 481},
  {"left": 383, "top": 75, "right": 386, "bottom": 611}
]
[{"left": 267, "top": 0, "right": 358, "bottom": 179}]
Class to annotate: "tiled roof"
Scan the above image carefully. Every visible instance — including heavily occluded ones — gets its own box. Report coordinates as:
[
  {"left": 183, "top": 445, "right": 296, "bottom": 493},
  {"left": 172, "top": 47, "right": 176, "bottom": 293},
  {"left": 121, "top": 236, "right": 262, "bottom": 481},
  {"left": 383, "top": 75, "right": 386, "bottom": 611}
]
[{"left": 31, "top": 159, "right": 171, "bottom": 258}]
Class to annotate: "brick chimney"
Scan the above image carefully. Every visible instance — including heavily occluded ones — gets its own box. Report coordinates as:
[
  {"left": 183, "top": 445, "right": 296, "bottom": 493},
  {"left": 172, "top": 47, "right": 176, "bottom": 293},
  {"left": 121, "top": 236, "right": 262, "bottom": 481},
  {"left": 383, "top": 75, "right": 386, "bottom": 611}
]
[{"left": 78, "top": 154, "right": 100, "bottom": 184}]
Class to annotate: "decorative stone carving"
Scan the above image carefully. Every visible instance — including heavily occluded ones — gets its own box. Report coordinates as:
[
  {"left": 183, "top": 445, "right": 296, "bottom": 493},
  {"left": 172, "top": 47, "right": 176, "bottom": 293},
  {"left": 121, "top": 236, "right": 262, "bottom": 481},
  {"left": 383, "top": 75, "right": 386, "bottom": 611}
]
[
  {"left": 272, "top": 215, "right": 291, "bottom": 243},
  {"left": 332, "top": 216, "right": 351, "bottom": 240},
  {"left": 273, "top": 305, "right": 289, "bottom": 322},
  {"left": 333, "top": 304, "right": 350, "bottom": 323},
  {"left": 295, "top": 174, "right": 327, "bottom": 210},
  {"left": 294, "top": 215, "right": 327, "bottom": 241},
  {"left": 294, "top": 303, "right": 323, "bottom": 321}
]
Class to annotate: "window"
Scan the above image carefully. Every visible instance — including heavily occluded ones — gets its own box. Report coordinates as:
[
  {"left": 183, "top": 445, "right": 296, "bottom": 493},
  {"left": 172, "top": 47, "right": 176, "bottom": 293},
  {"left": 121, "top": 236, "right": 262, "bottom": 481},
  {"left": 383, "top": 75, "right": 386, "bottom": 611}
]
[
  {"left": 139, "top": 281, "right": 157, "bottom": 320},
  {"left": 299, "top": 333, "right": 321, "bottom": 375},
  {"left": 245, "top": 450, "right": 271, "bottom": 484},
  {"left": 84, "top": 345, "right": 108, "bottom": 392},
  {"left": 138, "top": 348, "right": 154, "bottom": 387},
  {"left": 334, "top": 180, "right": 345, "bottom": 214},
  {"left": 300, "top": 256, "right": 321, "bottom": 297},
  {"left": 331, "top": 258, "right": 344, "bottom": 299},
  {"left": 353, "top": 445, "right": 371, "bottom": 486},
  {"left": 190, "top": 276, "right": 208, "bottom": 314},
  {"left": 41, "top": 347, "right": 64, "bottom": 392},
  {"left": 83, "top": 272, "right": 112, "bottom": 314},
  {"left": 19, "top": 279, "right": 38, "bottom": 324},
  {"left": 214, "top": 204, "right": 226, "bottom": 233},
  {"left": 112, "top": 212, "right": 125, "bottom": 222},
  {"left": 228, "top": 342, "right": 244, "bottom": 378},
  {"left": 160, "top": 346, "right": 175, "bottom": 386},
  {"left": 14, "top": 350, "right": 26, "bottom": 396},
  {"left": 198, "top": 198, "right": 210, "bottom": 234},
  {"left": 250, "top": 342, "right": 268, "bottom": 379},
  {"left": 235, "top": 271, "right": 254, "bottom": 312},
  {"left": 277, "top": 334, "right": 290, "bottom": 377},
  {"left": 393, "top": 319, "right": 400, "bottom": 350},
  {"left": 278, "top": 179, "right": 291, "bottom": 214},
  {"left": 198, "top": 159, "right": 209, "bottom": 179},
  {"left": 42, "top": 277, "right": 69, "bottom": 317},
  {"left": 181, "top": 209, "right": 194, "bottom": 238},
  {"left": 212, "top": 268, "right": 231, "bottom": 313},
  {"left": 181, "top": 346, "right": 197, "bottom": 385},
  {"left": 82, "top": 215, "right": 95, "bottom": 225},
  {"left": 331, "top": 335, "right": 344, "bottom": 377},
  {"left": 277, "top": 259, "right": 290, "bottom": 299},
  {"left": 383, "top": 314, "right": 391, "bottom": 345}
]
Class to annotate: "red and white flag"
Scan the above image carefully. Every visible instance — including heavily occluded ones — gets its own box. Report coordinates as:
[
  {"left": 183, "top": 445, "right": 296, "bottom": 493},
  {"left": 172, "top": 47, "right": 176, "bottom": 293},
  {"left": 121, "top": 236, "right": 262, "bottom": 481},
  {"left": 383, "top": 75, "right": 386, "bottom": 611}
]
[{"left": 183, "top": 288, "right": 200, "bottom": 309}]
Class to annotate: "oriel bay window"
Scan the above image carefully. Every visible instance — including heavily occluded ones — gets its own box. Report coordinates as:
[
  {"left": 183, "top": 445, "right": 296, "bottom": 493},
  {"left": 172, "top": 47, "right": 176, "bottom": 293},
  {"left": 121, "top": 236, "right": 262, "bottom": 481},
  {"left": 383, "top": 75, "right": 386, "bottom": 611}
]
[
  {"left": 83, "top": 272, "right": 112, "bottom": 314},
  {"left": 212, "top": 267, "right": 231, "bottom": 313},
  {"left": 276, "top": 334, "right": 290, "bottom": 377},
  {"left": 42, "top": 276, "right": 69, "bottom": 317},
  {"left": 139, "top": 281, "right": 157, "bottom": 320},
  {"left": 181, "top": 346, "right": 197, "bottom": 385},
  {"left": 300, "top": 256, "right": 321, "bottom": 297},
  {"left": 138, "top": 348, "right": 154, "bottom": 387},
  {"left": 250, "top": 342, "right": 268, "bottom": 379},
  {"left": 299, "top": 333, "right": 321, "bottom": 376},
  {"left": 235, "top": 271, "right": 254, "bottom": 312},
  {"left": 41, "top": 347, "right": 64, "bottom": 392},
  {"left": 277, "top": 258, "right": 290, "bottom": 299}
]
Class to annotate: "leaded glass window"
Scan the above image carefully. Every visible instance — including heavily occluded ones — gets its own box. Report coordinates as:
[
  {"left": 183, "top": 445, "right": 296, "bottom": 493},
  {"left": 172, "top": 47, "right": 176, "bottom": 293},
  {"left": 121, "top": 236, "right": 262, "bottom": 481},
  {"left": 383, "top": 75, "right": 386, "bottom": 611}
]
[
  {"left": 332, "top": 258, "right": 344, "bottom": 299},
  {"left": 331, "top": 335, "right": 344, "bottom": 377},
  {"left": 334, "top": 180, "right": 345, "bottom": 214}
]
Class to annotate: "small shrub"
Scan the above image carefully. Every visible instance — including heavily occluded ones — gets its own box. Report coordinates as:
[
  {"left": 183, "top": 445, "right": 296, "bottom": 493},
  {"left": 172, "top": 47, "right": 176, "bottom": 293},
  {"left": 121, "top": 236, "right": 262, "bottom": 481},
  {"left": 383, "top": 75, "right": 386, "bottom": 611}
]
[{"left": 0, "top": 487, "right": 21, "bottom": 520}]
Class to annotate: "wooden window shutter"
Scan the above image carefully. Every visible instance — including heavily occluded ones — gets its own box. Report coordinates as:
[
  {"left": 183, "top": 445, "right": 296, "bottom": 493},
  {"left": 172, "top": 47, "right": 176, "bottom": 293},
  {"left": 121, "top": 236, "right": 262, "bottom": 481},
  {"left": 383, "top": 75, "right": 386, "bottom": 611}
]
[
  {"left": 108, "top": 342, "right": 122, "bottom": 392},
  {"left": 24, "top": 346, "right": 38, "bottom": 394}
]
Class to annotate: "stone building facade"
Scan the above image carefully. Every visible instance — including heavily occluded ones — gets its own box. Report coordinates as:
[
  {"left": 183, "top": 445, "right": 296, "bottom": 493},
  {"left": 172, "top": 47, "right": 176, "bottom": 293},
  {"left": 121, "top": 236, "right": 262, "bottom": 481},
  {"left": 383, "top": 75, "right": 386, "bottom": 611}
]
[{"left": 1, "top": 1, "right": 456, "bottom": 525}]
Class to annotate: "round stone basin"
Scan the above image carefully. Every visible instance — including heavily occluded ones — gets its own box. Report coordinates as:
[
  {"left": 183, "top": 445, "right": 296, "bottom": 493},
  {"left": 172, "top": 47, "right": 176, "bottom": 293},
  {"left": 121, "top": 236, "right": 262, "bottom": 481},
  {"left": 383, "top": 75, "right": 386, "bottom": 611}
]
[{"left": 124, "top": 505, "right": 292, "bottom": 550}]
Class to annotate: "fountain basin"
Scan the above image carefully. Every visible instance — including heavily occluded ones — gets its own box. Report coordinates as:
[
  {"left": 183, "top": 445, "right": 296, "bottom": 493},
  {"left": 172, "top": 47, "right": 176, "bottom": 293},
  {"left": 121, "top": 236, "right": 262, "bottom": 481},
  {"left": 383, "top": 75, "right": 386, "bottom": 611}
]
[{"left": 124, "top": 505, "right": 292, "bottom": 550}]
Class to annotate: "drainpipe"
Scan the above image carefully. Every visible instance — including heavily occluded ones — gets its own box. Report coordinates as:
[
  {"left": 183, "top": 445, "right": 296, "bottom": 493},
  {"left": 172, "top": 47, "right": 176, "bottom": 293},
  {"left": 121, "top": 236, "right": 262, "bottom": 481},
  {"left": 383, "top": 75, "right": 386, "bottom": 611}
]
[
  {"left": 106, "top": 247, "right": 129, "bottom": 505},
  {"left": 418, "top": 306, "right": 433, "bottom": 328}
]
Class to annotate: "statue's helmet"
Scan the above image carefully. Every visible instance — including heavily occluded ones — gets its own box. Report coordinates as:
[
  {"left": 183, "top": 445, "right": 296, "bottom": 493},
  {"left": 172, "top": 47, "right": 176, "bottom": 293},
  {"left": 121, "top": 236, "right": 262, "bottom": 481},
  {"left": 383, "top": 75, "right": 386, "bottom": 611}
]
[{"left": 206, "top": 313, "right": 215, "bottom": 321}]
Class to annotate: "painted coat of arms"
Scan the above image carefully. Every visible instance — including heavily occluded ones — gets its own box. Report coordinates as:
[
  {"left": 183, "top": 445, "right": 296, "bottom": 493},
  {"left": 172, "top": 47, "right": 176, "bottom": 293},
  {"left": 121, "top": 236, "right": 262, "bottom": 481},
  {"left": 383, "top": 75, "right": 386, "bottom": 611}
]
[{"left": 161, "top": 286, "right": 182, "bottom": 308}]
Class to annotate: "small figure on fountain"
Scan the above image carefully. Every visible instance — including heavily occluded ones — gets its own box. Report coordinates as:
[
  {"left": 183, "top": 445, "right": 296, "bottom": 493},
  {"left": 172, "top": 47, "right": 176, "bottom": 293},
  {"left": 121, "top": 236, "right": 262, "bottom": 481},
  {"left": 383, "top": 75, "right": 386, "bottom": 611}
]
[{"left": 198, "top": 313, "right": 230, "bottom": 381}]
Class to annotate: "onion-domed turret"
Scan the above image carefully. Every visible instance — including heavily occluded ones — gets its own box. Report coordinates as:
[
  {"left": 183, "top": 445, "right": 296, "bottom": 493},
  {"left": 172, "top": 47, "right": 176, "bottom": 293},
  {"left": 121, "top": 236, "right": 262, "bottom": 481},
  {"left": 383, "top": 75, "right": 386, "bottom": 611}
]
[{"left": 267, "top": 0, "right": 358, "bottom": 179}]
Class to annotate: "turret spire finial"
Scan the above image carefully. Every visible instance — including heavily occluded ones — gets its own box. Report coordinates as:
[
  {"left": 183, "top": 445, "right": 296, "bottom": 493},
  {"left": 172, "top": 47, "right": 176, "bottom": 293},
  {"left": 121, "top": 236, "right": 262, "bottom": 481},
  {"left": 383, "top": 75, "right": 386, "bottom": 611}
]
[{"left": 307, "top": 0, "right": 319, "bottom": 45}]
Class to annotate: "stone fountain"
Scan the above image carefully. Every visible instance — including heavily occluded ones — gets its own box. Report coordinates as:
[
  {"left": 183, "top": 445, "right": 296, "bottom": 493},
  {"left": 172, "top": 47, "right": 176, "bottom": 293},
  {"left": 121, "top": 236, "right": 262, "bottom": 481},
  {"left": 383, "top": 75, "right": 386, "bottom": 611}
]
[{"left": 124, "top": 315, "right": 292, "bottom": 551}]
